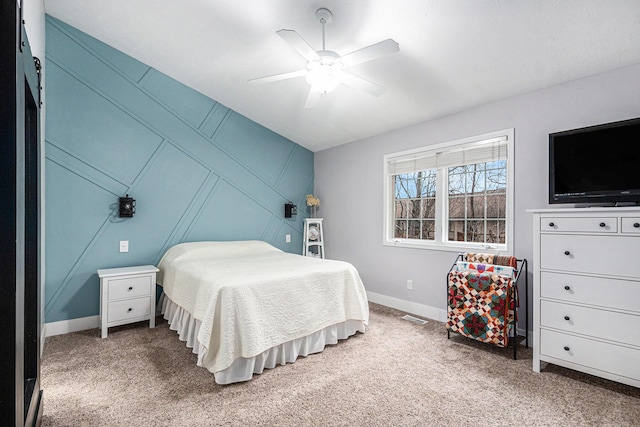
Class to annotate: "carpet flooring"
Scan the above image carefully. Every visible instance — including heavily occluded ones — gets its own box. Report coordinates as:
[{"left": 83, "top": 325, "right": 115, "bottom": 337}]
[{"left": 41, "top": 303, "right": 640, "bottom": 426}]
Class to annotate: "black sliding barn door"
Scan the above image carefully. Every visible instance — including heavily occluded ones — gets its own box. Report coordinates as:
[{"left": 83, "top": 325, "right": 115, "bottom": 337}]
[{"left": 0, "top": 2, "right": 43, "bottom": 426}]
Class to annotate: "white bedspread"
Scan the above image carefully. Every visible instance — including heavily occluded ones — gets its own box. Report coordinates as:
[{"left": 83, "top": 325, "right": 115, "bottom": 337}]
[{"left": 156, "top": 240, "right": 369, "bottom": 374}]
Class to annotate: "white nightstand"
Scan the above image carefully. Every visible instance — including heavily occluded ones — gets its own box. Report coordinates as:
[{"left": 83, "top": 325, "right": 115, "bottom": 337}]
[{"left": 97, "top": 265, "right": 159, "bottom": 338}]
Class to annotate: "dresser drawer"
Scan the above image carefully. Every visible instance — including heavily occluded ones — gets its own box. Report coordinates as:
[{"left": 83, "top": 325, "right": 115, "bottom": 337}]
[
  {"left": 107, "top": 276, "right": 152, "bottom": 301},
  {"left": 621, "top": 217, "right": 640, "bottom": 234},
  {"left": 540, "top": 329, "right": 640, "bottom": 381},
  {"left": 541, "top": 300, "right": 640, "bottom": 346},
  {"left": 107, "top": 297, "right": 151, "bottom": 323},
  {"left": 540, "top": 271, "right": 640, "bottom": 312},
  {"left": 540, "top": 234, "right": 640, "bottom": 277},
  {"left": 540, "top": 217, "right": 617, "bottom": 233}
]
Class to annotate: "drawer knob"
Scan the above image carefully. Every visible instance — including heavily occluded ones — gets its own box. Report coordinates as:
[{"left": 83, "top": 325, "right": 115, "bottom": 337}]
[
  {"left": 563, "top": 346, "right": 570, "bottom": 352},
  {"left": 599, "top": 222, "right": 606, "bottom": 228},
  {"left": 127, "top": 308, "right": 133, "bottom": 313},
  {"left": 564, "top": 250, "right": 571, "bottom": 256},
  {"left": 548, "top": 222, "right": 555, "bottom": 227},
  {"left": 564, "top": 285, "right": 571, "bottom": 291},
  {"left": 128, "top": 286, "right": 133, "bottom": 291},
  {"left": 634, "top": 223, "right": 640, "bottom": 228},
  {"left": 564, "top": 316, "right": 570, "bottom": 321}
]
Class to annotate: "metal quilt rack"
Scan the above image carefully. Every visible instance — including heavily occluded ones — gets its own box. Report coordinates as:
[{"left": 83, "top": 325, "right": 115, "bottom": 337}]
[{"left": 446, "top": 253, "right": 528, "bottom": 360}]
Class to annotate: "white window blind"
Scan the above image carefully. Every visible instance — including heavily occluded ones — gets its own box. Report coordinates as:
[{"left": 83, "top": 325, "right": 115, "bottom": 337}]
[{"left": 387, "top": 136, "right": 508, "bottom": 175}]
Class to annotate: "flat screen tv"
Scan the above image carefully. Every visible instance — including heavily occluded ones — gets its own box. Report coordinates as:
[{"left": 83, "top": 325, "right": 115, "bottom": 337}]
[{"left": 549, "top": 117, "right": 640, "bottom": 205}]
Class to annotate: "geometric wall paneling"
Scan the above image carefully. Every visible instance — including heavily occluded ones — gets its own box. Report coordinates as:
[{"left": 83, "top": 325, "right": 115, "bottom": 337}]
[
  {"left": 200, "top": 103, "right": 231, "bottom": 138},
  {"left": 113, "top": 141, "right": 212, "bottom": 262},
  {"left": 44, "top": 143, "right": 211, "bottom": 322},
  {"left": 212, "top": 112, "right": 299, "bottom": 186},
  {"left": 45, "top": 142, "right": 129, "bottom": 196},
  {"left": 47, "top": 16, "right": 151, "bottom": 83},
  {"left": 46, "top": 26, "right": 179, "bottom": 145},
  {"left": 259, "top": 215, "right": 285, "bottom": 249},
  {"left": 154, "top": 172, "right": 221, "bottom": 259},
  {"left": 44, "top": 159, "right": 122, "bottom": 322},
  {"left": 140, "top": 69, "right": 216, "bottom": 129},
  {"left": 275, "top": 144, "right": 315, "bottom": 202},
  {"left": 45, "top": 15, "right": 314, "bottom": 323},
  {"left": 45, "top": 62, "right": 164, "bottom": 185},
  {"left": 272, "top": 219, "right": 306, "bottom": 253},
  {"left": 184, "top": 180, "right": 273, "bottom": 242}
]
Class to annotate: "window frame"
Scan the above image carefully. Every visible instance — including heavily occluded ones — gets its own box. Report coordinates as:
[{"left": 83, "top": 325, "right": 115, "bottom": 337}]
[{"left": 383, "top": 129, "right": 514, "bottom": 253}]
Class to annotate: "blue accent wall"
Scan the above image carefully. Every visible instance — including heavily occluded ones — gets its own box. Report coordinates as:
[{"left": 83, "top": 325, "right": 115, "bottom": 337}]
[{"left": 44, "top": 16, "right": 313, "bottom": 323}]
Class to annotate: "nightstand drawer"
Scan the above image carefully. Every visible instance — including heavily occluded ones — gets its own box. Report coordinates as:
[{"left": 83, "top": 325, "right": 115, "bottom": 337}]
[
  {"left": 540, "top": 329, "right": 640, "bottom": 381},
  {"left": 108, "top": 276, "right": 152, "bottom": 301},
  {"left": 98, "top": 265, "right": 158, "bottom": 338},
  {"left": 107, "top": 297, "right": 151, "bottom": 323},
  {"left": 541, "top": 300, "right": 640, "bottom": 346}
]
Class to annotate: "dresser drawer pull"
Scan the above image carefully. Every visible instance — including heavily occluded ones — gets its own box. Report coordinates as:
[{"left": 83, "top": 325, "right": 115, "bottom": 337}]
[
  {"left": 549, "top": 222, "right": 555, "bottom": 227},
  {"left": 563, "top": 346, "right": 570, "bottom": 351},
  {"left": 599, "top": 222, "right": 606, "bottom": 228},
  {"left": 564, "top": 251, "right": 571, "bottom": 256},
  {"left": 127, "top": 308, "right": 133, "bottom": 313},
  {"left": 563, "top": 285, "right": 571, "bottom": 291},
  {"left": 634, "top": 223, "right": 640, "bottom": 228},
  {"left": 564, "top": 316, "right": 570, "bottom": 321},
  {"left": 128, "top": 286, "right": 133, "bottom": 291}
]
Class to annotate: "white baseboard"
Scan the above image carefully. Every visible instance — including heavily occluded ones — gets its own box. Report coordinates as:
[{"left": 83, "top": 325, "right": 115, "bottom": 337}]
[
  {"left": 45, "top": 315, "right": 100, "bottom": 337},
  {"left": 367, "top": 291, "right": 447, "bottom": 323},
  {"left": 43, "top": 297, "right": 532, "bottom": 346},
  {"left": 367, "top": 291, "right": 532, "bottom": 344}
]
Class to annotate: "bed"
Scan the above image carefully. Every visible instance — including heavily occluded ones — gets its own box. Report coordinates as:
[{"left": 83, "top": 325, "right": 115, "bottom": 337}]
[{"left": 156, "top": 240, "right": 369, "bottom": 384}]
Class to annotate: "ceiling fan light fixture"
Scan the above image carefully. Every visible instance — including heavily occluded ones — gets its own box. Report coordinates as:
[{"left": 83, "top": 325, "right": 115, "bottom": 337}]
[
  {"left": 305, "top": 67, "right": 338, "bottom": 93},
  {"left": 249, "top": 7, "right": 399, "bottom": 105},
  {"left": 306, "top": 51, "right": 343, "bottom": 93}
]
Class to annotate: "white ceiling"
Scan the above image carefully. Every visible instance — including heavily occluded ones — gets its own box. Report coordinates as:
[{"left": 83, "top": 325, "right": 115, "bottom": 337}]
[{"left": 44, "top": 0, "right": 640, "bottom": 152}]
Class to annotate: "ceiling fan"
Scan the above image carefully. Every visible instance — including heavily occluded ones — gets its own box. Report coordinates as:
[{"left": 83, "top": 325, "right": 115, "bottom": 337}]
[{"left": 249, "top": 8, "right": 400, "bottom": 108}]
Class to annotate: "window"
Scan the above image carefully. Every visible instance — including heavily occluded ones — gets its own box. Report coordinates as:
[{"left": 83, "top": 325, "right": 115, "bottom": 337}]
[{"left": 384, "top": 129, "right": 514, "bottom": 252}]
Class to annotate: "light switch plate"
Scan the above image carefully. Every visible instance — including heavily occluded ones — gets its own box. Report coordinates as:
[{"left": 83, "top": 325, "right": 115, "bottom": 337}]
[
  {"left": 119, "top": 240, "right": 129, "bottom": 253},
  {"left": 285, "top": 234, "right": 291, "bottom": 243}
]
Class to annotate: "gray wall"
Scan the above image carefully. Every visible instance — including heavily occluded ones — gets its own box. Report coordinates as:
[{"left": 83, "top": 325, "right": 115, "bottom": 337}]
[{"left": 315, "top": 63, "right": 640, "bottom": 323}]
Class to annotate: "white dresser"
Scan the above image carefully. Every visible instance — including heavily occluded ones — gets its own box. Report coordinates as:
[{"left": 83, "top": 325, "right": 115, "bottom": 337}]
[
  {"left": 530, "top": 207, "right": 640, "bottom": 388},
  {"left": 97, "top": 265, "right": 159, "bottom": 338}
]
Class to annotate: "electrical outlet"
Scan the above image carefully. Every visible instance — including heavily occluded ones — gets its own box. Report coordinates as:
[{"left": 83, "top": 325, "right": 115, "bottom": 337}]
[
  {"left": 407, "top": 279, "right": 413, "bottom": 290},
  {"left": 119, "top": 240, "right": 129, "bottom": 253},
  {"left": 285, "top": 234, "right": 291, "bottom": 243}
]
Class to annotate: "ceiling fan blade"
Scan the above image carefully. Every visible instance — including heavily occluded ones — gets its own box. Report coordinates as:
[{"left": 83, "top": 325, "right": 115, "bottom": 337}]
[
  {"left": 338, "top": 71, "right": 387, "bottom": 97},
  {"left": 341, "top": 39, "right": 399, "bottom": 67},
  {"left": 248, "top": 69, "right": 308, "bottom": 84},
  {"left": 304, "top": 88, "right": 323, "bottom": 109},
  {"left": 276, "top": 29, "right": 320, "bottom": 61}
]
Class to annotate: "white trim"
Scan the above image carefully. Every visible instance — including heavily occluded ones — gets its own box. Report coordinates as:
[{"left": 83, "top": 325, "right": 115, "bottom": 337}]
[
  {"left": 45, "top": 315, "right": 100, "bottom": 337},
  {"left": 367, "top": 291, "right": 447, "bottom": 322},
  {"left": 383, "top": 128, "right": 515, "bottom": 253},
  {"left": 367, "top": 292, "right": 532, "bottom": 342}
]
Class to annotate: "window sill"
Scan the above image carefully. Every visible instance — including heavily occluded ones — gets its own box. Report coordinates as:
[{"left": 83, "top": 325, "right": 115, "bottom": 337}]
[{"left": 383, "top": 239, "right": 509, "bottom": 254}]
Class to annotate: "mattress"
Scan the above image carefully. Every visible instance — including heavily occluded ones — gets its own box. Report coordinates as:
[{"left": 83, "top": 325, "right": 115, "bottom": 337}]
[{"left": 156, "top": 240, "right": 369, "bottom": 383}]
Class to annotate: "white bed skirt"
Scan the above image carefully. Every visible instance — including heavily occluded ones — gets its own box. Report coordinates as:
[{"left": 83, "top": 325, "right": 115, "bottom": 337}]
[{"left": 160, "top": 294, "right": 366, "bottom": 384}]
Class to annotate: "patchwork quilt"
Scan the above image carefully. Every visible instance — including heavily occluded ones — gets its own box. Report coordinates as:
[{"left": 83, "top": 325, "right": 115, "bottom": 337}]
[{"left": 446, "top": 262, "right": 515, "bottom": 348}]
